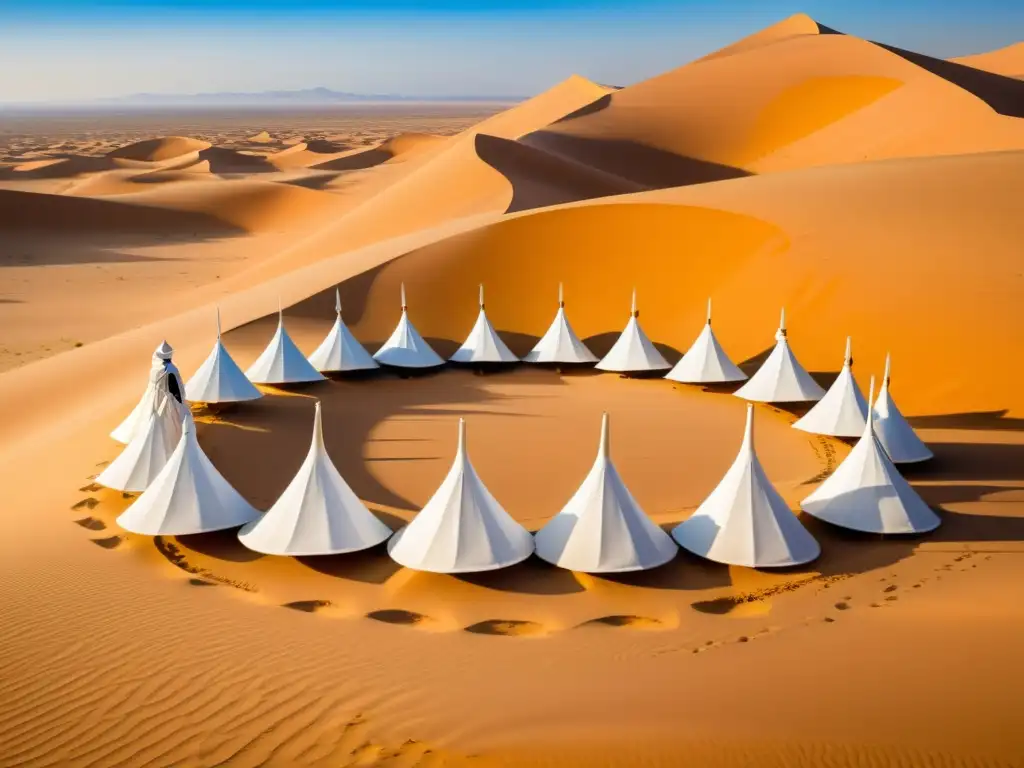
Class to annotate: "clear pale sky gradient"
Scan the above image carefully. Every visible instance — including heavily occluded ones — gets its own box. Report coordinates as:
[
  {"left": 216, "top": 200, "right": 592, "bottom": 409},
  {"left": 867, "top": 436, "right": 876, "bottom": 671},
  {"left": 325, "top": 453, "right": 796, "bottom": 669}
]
[{"left": 1, "top": 0, "right": 1022, "bottom": 103}]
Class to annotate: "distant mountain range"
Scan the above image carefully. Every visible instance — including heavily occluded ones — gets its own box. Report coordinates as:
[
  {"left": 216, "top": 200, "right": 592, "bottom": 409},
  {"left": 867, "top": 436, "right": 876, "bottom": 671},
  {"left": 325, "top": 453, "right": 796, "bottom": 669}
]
[{"left": 97, "top": 87, "right": 524, "bottom": 106}]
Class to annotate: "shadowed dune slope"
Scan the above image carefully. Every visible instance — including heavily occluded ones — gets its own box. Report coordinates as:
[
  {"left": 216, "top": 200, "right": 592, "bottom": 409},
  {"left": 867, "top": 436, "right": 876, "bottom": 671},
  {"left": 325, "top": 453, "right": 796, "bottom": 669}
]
[
  {"left": 526, "top": 22, "right": 1024, "bottom": 175},
  {"left": 106, "top": 136, "right": 212, "bottom": 162},
  {"left": 282, "top": 150, "right": 1024, "bottom": 417},
  {"left": 262, "top": 75, "right": 615, "bottom": 265},
  {"left": 953, "top": 41, "right": 1024, "bottom": 78}
]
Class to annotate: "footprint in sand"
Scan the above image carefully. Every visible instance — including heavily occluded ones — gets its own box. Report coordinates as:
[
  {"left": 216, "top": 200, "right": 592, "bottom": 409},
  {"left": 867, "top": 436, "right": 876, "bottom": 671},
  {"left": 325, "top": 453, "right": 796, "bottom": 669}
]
[
  {"left": 834, "top": 601, "right": 851, "bottom": 611},
  {"left": 283, "top": 600, "right": 332, "bottom": 613},
  {"left": 74, "top": 516, "right": 106, "bottom": 531},
  {"left": 580, "top": 615, "right": 666, "bottom": 630},
  {"left": 91, "top": 535, "right": 123, "bottom": 549},
  {"left": 883, "top": 585, "right": 898, "bottom": 593},
  {"left": 464, "top": 619, "right": 547, "bottom": 637},
  {"left": 366, "top": 609, "right": 433, "bottom": 627},
  {"left": 72, "top": 497, "right": 99, "bottom": 511},
  {"left": 188, "top": 578, "right": 216, "bottom": 587},
  {"left": 78, "top": 483, "right": 102, "bottom": 492}
]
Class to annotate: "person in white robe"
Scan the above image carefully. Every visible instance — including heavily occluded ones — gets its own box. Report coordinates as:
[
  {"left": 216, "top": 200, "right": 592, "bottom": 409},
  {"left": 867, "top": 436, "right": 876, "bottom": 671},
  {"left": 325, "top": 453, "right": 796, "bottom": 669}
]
[{"left": 111, "top": 341, "right": 188, "bottom": 444}]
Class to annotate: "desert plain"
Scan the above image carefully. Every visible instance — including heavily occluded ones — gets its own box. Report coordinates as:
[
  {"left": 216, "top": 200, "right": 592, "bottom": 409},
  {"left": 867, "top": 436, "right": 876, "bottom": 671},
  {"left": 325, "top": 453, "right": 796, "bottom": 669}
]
[{"left": 1, "top": 14, "right": 1024, "bottom": 768}]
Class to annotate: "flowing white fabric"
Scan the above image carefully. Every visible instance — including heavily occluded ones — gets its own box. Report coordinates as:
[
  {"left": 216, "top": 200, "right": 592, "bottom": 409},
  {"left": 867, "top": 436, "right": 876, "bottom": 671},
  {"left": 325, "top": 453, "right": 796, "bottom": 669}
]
[
  {"left": 523, "top": 283, "right": 598, "bottom": 365},
  {"left": 596, "top": 289, "right": 670, "bottom": 373},
  {"left": 872, "top": 354, "right": 933, "bottom": 464},
  {"left": 792, "top": 337, "right": 868, "bottom": 437},
  {"left": 246, "top": 305, "right": 326, "bottom": 385},
  {"left": 186, "top": 309, "right": 264, "bottom": 403},
  {"left": 733, "top": 308, "right": 825, "bottom": 403},
  {"left": 665, "top": 298, "right": 746, "bottom": 383},
  {"left": 449, "top": 285, "right": 518, "bottom": 363},
  {"left": 307, "top": 289, "right": 379, "bottom": 373},
  {"left": 373, "top": 284, "right": 444, "bottom": 369}
]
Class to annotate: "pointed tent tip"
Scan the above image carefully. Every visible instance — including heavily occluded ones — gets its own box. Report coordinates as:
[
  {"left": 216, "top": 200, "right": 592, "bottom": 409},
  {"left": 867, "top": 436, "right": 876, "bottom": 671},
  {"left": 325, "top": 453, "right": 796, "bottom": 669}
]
[
  {"left": 400, "top": 282, "right": 407, "bottom": 312},
  {"left": 599, "top": 412, "right": 610, "bottom": 459},
  {"left": 884, "top": 352, "right": 892, "bottom": 385},
  {"left": 335, "top": 287, "right": 342, "bottom": 316},
  {"left": 457, "top": 417, "right": 467, "bottom": 455},
  {"left": 844, "top": 336, "right": 852, "bottom": 366},
  {"left": 216, "top": 306, "right": 222, "bottom": 339},
  {"left": 631, "top": 288, "right": 638, "bottom": 318},
  {"left": 479, "top": 283, "right": 484, "bottom": 309},
  {"left": 558, "top": 282, "right": 564, "bottom": 308},
  {"left": 779, "top": 306, "right": 786, "bottom": 331},
  {"left": 743, "top": 403, "right": 755, "bottom": 448},
  {"left": 312, "top": 400, "right": 325, "bottom": 449},
  {"left": 706, "top": 297, "right": 712, "bottom": 325}
]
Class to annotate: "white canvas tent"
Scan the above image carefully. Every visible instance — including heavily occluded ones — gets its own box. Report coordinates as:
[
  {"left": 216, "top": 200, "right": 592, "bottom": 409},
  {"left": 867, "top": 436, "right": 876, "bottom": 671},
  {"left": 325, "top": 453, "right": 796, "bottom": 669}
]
[
  {"left": 238, "top": 402, "right": 392, "bottom": 555},
  {"left": 802, "top": 378, "right": 941, "bottom": 534},
  {"left": 873, "top": 354, "right": 933, "bottom": 464},
  {"left": 671, "top": 404, "right": 820, "bottom": 567},
  {"left": 449, "top": 284, "right": 519, "bottom": 364},
  {"left": 733, "top": 308, "right": 826, "bottom": 403},
  {"left": 117, "top": 413, "right": 261, "bottom": 536},
  {"left": 387, "top": 419, "right": 534, "bottom": 573},
  {"left": 792, "top": 337, "right": 868, "bottom": 437},
  {"left": 111, "top": 341, "right": 188, "bottom": 444},
  {"left": 307, "top": 289, "right": 379, "bottom": 373},
  {"left": 595, "top": 289, "right": 670, "bottom": 374},
  {"left": 534, "top": 413, "right": 677, "bottom": 572},
  {"left": 185, "top": 309, "right": 264, "bottom": 404},
  {"left": 665, "top": 298, "right": 747, "bottom": 384},
  {"left": 373, "top": 284, "right": 444, "bottom": 369},
  {"left": 522, "top": 283, "right": 598, "bottom": 365},
  {"left": 245, "top": 302, "right": 326, "bottom": 385},
  {"left": 97, "top": 397, "right": 182, "bottom": 492}
]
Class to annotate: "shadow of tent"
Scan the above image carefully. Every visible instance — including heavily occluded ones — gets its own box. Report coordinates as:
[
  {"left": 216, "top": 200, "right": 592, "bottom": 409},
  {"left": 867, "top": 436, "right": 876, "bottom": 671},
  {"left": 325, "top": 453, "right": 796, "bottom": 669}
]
[
  {"left": 598, "top": 546, "right": 732, "bottom": 591},
  {"left": 297, "top": 541, "right": 403, "bottom": 585},
  {"left": 582, "top": 331, "right": 682, "bottom": 363},
  {"left": 455, "top": 558, "right": 585, "bottom": 595},
  {"left": 175, "top": 529, "right": 264, "bottom": 563},
  {"left": 902, "top": 441, "right": 1024, "bottom": 483},
  {"left": 908, "top": 410, "right": 1024, "bottom": 433}
]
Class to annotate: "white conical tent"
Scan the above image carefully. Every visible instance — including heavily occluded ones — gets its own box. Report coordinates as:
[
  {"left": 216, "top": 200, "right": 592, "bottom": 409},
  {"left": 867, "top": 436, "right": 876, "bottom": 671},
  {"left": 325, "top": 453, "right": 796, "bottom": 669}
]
[
  {"left": 307, "top": 289, "right": 379, "bottom": 373},
  {"left": 802, "top": 378, "right": 941, "bottom": 534},
  {"left": 522, "top": 283, "right": 598, "bottom": 365},
  {"left": 185, "top": 309, "right": 264, "bottom": 404},
  {"left": 373, "top": 284, "right": 444, "bottom": 369},
  {"left": 665, "top": 298, "right": 747, "bottom": 384},
  {"left": 245, "top": 303, "right": 326, "bottom": 385},
  {"left": 117, "top": 413, "right": 261, "bottom": 535},
  {"left": 792, "top": 337, "right": 868, "bottom": 437},
  {"left": 595, "top": 289, "right": 670, "bottom": 373},
  {"left": 671, "top": 404, "right": 820, "bottom": 567},
  {"left": 733, "top": 308, "right": 826, "bottom": 403},
  {"left": 387, "top": 419, "right": 534, "bottom": 573},
  {"left": 873, "top": 354, "right": 933, "bottom": 464},
  {"left": 534, "top": 413, "right": 677, "bottom": 573},
  {"left": 449, "top": 284, "right": 518, "bottom": 364},
  {"left": 97, "top": 398, "right": 182, "bottom": 492},
  {"left": 238, "top": 402, "right": 392, "bottom": 555}
]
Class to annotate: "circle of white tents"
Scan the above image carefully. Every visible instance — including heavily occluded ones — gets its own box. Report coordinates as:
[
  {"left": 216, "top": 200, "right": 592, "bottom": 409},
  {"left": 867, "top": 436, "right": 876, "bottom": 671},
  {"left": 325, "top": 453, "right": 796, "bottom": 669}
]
[
  {"left": 104, "top": 292, "right": 941, "bottom": 572},
  {"left": 792, "top": 336, "right": 868, "bottom": 437},
  {"left": 449, "top": 284, "right": 519, "bottom": 364},
  {"left": 387, "top": 418, "right": 535, "bottom": 573},
  {"left": 522, "top": 283, "right": 598, "bottom": 365},
  {"left": 733, "top": 308, "right": 826, "bottom": 403},
  {"left": 245, "top": 302, "right": 326, "bottom": 385},
  {"left": 238, "top": 402, "right": 392, "bottom": 556},
  {"left": 671, "top": 404, "right": 821, "bottom": 568},
  {"left": 307, "top": 289, "right": 379, "bottom": 374},
  {"left": 534, "top": 413, "right": 677, "bottom": 573},
  {"left": 373, "top": 284, "right": 445, "bottom": 369},
  {"left": 595, "top": 289, "right": 670, "bottom": 374},
  {"left": 185, "top": 309, "right": 264, "bottom": 404},
  {"left": 800, "top": 377, "right": 941, "bottom": 535},
  {"left": 665, "top": 298, "right": 747, "bottom": 384}
]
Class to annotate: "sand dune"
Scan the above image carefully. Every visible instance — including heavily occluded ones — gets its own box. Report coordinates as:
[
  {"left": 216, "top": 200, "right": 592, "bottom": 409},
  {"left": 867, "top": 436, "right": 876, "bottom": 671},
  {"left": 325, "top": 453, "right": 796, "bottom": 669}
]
[
  {"left": 527, "top": 18, "right": 1024, "bottom": 175},
  {"left": 953, "top": 41, "right": 1024, "bottom": 78},
  {"left": 107, "top": 136, "right": 212, "bottom": 162},
  {"left": 1, "top": 16, "right": 1024, "bottom": 768}
]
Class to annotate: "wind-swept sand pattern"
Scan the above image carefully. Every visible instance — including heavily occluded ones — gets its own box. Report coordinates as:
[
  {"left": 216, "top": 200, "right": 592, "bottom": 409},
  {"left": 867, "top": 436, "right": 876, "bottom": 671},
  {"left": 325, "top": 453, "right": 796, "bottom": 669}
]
[{"left": 1, "top": 15, "right": 1024, "bottom": 768}]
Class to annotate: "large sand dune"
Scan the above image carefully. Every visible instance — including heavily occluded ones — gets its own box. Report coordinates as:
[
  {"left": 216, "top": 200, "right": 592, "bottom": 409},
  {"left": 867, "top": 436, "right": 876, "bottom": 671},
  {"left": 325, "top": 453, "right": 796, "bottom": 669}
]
[{"left": 1, "top": 16, "right": 1023, "bottom": 768}]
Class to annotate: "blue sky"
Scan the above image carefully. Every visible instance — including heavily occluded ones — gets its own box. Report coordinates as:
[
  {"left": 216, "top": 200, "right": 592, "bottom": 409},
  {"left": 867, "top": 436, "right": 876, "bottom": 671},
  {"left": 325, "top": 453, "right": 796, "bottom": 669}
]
[{"left": 1, "top": 1, "right": 1021, "bottom": 102}]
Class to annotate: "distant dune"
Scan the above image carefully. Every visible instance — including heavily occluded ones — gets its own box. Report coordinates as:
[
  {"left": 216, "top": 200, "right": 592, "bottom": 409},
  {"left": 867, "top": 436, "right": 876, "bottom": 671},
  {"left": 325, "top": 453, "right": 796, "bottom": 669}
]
[{"left": 952, "top": 41, "right": 1024, "bottom": 78}]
